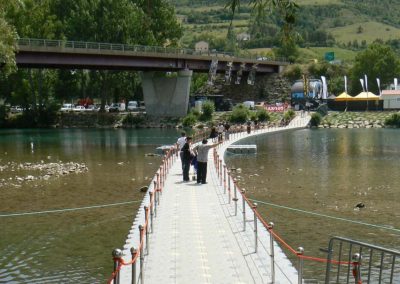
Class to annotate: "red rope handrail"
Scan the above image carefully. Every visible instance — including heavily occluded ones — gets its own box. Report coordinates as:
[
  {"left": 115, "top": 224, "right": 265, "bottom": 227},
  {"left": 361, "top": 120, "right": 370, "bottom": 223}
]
[
  {"left": 215, "top": 131, "right": 354, "bottom": 268},
  {"left": 106, "top": 145, "right": 177, "bottom": 283}
]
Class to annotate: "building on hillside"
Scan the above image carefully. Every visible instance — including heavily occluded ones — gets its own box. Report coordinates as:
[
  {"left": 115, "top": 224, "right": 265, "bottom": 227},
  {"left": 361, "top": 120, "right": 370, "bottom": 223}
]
[
  {"left": 195, "top": 41, "right": 209, "bottom": 52},
  {"left": 236, "top": 33, "right": 251, "bottom": 41},
  {"left": 381, "top": 90, "right": 400, "bottom": 109}
]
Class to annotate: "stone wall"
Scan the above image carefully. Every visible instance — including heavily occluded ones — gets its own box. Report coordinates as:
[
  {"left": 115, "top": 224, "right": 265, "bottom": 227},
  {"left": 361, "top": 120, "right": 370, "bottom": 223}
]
[
  {"left": 318, "top": 111, "right": 398, "bottom": 129},
  {"left": 195, "top": 73, "right": 292, "bottom": 103}
]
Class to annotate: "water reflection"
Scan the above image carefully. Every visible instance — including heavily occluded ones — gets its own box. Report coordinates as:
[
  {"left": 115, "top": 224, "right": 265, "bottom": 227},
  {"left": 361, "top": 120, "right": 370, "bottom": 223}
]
[{"left": 226, "top": 129, "right": 400, "bottom": 281}]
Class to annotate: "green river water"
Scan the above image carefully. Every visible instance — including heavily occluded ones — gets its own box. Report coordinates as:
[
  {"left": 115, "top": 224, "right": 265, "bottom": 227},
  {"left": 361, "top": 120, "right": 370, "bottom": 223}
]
[{"left": 1, "top": 128, "right": 399, "bottom": 283}]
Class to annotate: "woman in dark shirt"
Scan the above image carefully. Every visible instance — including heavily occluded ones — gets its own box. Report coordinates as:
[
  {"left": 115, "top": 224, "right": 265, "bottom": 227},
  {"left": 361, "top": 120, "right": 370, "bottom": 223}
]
[{"left": 181, "top": 137, "right": 192, "bottom": 182}]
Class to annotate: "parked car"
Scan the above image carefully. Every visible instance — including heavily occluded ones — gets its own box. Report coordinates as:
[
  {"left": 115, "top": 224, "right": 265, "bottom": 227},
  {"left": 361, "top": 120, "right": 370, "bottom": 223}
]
[
  {"left": 86, "top": 105, "right": 99, "bottom": 111},
  {"left": 108, "top": 103, "right": 125, "bottom": 112},
  {"left": 10, "top": 106, "right": 23, "bottom": 113},
  {"left": 127, "top": 101, "right": 139, "bottom": 111},
  {"left": 73, "top": 105, "right": 86, "bottom": 112},
  {"left": 60, "top": 104, "right": 74, "bottom": 112}
]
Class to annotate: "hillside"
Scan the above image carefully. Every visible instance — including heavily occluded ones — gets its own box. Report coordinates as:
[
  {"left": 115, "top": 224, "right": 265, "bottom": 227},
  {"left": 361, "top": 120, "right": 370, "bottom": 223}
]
[{"left": 172, "top": 0, "right": 400, "bottom": 62}]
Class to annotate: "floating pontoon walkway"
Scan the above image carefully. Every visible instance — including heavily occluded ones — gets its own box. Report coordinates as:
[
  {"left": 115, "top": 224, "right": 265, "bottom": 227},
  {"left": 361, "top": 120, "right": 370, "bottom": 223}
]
[{"left": 110, "top": 115, "right": 311, "bottom": 284}]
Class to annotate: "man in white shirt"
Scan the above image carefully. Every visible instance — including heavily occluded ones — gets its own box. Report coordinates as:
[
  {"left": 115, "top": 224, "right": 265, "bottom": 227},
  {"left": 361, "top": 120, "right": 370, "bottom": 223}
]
[
  {"left": 176, "top": 132, "right": 186, "bottom": 172},
  {"left": 194, "top": 139, "right": 221, "bottom": 184}
]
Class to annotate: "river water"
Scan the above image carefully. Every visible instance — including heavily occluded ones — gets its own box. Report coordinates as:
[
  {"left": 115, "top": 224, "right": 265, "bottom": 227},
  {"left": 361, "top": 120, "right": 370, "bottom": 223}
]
[
  {"left": 225, "top": 128, "right": 400, "bottom": 281},
  {"left": 0, "top": 128, "right": 181, "bottom": 283},
  {"left": 1, "top": 128, "right": 399, "bottom": 283}
]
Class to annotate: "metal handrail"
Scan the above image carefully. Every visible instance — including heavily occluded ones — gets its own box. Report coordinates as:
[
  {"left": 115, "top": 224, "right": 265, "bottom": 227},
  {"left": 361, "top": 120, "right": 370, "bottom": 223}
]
[
  {"left": 17, "top": 38, "right": 288, "bottom": 63},
  {"left": 326, "top": 236, "right": 400, "bottom": 284}
]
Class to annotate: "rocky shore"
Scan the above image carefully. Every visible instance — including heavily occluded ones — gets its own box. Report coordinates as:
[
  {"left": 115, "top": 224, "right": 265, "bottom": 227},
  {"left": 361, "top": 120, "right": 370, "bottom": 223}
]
[
  {"left": 317, "top": 111, "right": 398, "bottom": 129},
  {"left": 0, "top": 161, "right": 88, "bottom": 188}
]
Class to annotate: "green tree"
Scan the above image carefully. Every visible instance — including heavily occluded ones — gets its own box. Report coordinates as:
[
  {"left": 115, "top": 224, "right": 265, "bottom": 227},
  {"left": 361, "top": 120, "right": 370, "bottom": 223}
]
[
  {"left": 0, "top": 0, "right": 19, "bottom": 75},
  {"left": 226, "top": 0, "right": 299, "bottom": 60},
  {"left": 229, "top": 104, "right": 249, "bottom": 123},
  {"left": 350, "top": 43, "right": 400, "bottom": 95},
  {"left": 200, "top": 100, "right": 215, "bottom": 121}
]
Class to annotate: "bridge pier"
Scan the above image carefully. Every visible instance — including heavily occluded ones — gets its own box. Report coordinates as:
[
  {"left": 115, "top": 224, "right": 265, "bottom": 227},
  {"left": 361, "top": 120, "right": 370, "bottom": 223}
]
[{"left": 141, "top": 70, "right": 192, "bottom": 117}]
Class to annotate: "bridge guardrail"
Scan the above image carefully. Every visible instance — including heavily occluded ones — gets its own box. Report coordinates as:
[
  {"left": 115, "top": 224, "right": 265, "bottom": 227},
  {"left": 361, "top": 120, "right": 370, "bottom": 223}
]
[
  {"left": 17, "top": 38, "right": 288, "bottom": 63},
  {"left": 326, "top": 236, "right": 400, "bottom": 284}
]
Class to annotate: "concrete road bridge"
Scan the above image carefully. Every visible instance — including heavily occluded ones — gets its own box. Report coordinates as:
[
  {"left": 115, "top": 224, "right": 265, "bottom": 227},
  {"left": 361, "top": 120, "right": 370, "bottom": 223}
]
[{"left": 15, "top": 38, "right": 288, "bottom": 117}]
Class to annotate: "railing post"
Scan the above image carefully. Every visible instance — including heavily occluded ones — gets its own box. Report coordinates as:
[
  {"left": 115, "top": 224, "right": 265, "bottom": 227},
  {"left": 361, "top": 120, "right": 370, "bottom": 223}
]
[
  {"left": 352, "top": 253, "right": 362, "bottom": 284},
  {"left": 297, "top": 247, "right": 304, "bottom": 284},
  {"left": 242, "top": 189, "right": 246, "bottom": 231},
  {"left": 139, "top": 225, "right": 144, "bottom": 284},
  {"left": 219, "top": 160, "right": 223, "bottom": 185},
  {"left": 269, "top": 222, "right": 275, "bottom": 283},
  {"left": 144, "top": 206, "right": 149, "bottom": 255},
  {"left": 223, "top": 165, "right": 226, "bottom": 190},
  {"left": 149, "top": 192, "right": 154, "bottom": 233},
  {"left": 233, "top": 179, "right": 238, "bottom": 212},
  {"left": 112, "top": 248, "right": 123, "bottom": 284},
  {"left": 130, "top": 247, "right": 137, "bottom": 284},
  {"left": 226, "top": 170, "right": 230, "bottom": 194},
  {"left": 152, "top": 182, "right": 157, "bottom": 217},
  {"left": 253, "top": 203, "right": 258, "bottom": 253}
]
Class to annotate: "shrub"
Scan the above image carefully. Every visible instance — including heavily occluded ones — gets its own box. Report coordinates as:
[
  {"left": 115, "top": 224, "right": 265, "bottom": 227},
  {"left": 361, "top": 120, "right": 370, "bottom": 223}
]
[
  {"left": 96, "top": 113, "right": 118, "bottom": 126},
  {"left": 283, "top": 109, "right": 295, "bottom": 123},
  {"left": 182, "top": 113, "right": 197, "bottom": 127},
  {"left": 0, "top": 105, "right": 8, "bottom": 127},
  {"left": 256, "top": 108, "right": 270, "bottom": 122},
  {"left": 123, "top": 113, "right": 145, "bottom": 126},
  {"left": 190, "top": 108, "right": 201, "bottom": 118},
  {"left": 384, "top": 113, "right": 400, "bottom": 127},
  {"left": 310, "top": 113, "right": 322, "bottom": 127},
  {"left": 37, "top": 102, "right": 59, "bottom": 127},
  {"left": 200, "top": 100, "right": 215, "bottom": 121},
  {"left": 316, "top": 104, "right": 328, "bottom": 117},
  {"left": 250, "top": 112, "right": 257, "bottom": 121},
  {"left": 229, "top": 104, "right": 249, "bottom": 123}
]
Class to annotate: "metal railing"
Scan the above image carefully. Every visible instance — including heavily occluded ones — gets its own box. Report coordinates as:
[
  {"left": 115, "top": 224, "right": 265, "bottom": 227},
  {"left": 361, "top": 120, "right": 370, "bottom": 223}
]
[
  {"left": 17, "top": 38, "right": 288, "bottom": 62},
  {"left": 325, "top": 236, "right": 400, "bottom": 284}
]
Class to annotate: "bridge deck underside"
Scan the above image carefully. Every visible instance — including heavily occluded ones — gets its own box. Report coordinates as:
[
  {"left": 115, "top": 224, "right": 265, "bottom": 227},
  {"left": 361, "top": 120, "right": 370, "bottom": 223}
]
[{"left": 16, "top": 48, "right": 280, "bottom": 73}]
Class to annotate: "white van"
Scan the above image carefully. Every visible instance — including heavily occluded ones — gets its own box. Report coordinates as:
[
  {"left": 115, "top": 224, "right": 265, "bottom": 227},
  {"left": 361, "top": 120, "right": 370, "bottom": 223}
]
[
  {"left": 127, "top": 101, "right": 139, "bottom": 111},
  {"left": 60, "top": 104, "right": 74, "bottom": 112}
]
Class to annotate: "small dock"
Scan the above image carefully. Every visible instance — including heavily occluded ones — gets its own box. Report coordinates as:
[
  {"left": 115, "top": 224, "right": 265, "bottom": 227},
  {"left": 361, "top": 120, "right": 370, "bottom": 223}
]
[
  {"left": 227, "top": 144, "right": 257, "bottom": 154},
  {"left": 110, "top": 115, "right": 311, "bottom": 284}
]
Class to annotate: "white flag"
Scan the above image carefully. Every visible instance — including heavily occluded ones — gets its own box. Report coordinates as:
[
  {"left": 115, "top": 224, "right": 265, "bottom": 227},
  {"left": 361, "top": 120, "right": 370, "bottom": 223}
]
[
  {"left": 321, "top": 76, "right": 328, "bottom": 99},
  {"left": 376, "top": 78, "right": 381, "bottom": 96},
  {"left": 360, "top": 79, "right": 365, "bottom": 92},
  {"left": 344, "top": 76, "right": 348, "bottom": 93},
  {"left": 364, "top": 74, "right": 368, "bottom": 92},
  {"left": 395, "top": 78, "right": 398, "bottom": 90}
]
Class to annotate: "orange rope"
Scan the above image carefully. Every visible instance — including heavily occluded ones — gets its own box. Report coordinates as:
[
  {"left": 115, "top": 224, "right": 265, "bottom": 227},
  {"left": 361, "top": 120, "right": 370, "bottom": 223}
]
[{"left": 227, "top": 169, "right": 354, "bottom": 267}]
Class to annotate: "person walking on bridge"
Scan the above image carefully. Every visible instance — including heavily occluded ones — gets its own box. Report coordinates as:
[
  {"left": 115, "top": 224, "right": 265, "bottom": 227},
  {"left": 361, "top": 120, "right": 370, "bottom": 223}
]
[
  {"left": 194, "top": 139, "right": 221, "bottom": 184},
  {"left": 176, "top": 132, "right": 186, "bottom": 173},
  {"left": 181, "top": 137, "right": 193, "bottom": 182}
]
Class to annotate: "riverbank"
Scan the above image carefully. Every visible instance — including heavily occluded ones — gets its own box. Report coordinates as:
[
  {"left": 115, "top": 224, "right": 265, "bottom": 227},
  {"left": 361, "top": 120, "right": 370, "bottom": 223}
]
[
  {"left": 4, "top": 109, "right": 400, "bottom": 129},
  {"left": 317, "top": 111, "right": 399, "bottom": 129}
]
